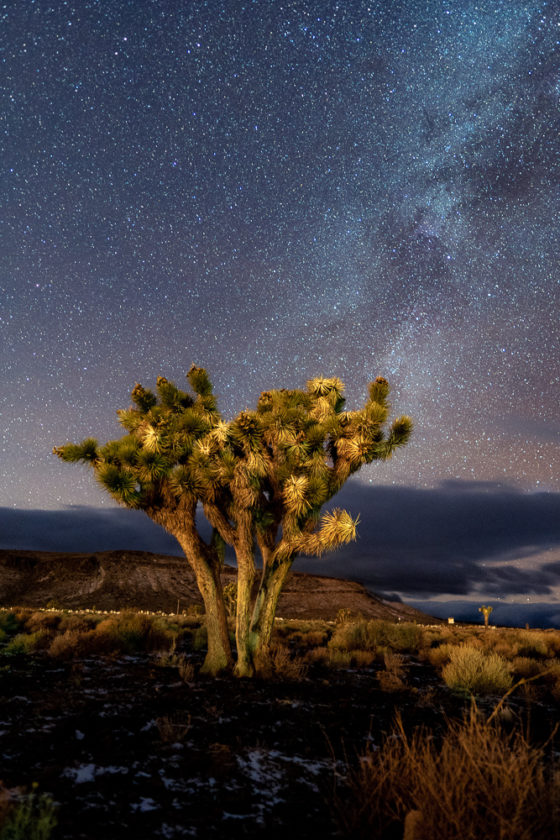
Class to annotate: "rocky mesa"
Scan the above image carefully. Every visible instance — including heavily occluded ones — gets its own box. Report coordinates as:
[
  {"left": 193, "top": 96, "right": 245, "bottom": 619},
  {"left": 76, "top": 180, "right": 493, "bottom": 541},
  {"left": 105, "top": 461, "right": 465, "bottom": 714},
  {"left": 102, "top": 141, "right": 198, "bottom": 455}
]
[{"left": 0, "top": 548, "right": 437, "bottom": 622}]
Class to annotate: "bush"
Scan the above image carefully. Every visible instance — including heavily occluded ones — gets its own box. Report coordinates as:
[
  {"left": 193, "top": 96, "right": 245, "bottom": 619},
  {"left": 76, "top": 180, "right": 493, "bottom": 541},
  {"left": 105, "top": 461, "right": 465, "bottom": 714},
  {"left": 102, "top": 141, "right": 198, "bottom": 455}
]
[
  {"left": 426, "top": 643, "right": 452, "bottom": 668},
  {"left": 255, "top": 644, "right": 308, "bottom": 681},
  {"left": 47, "top": 613, "right": 173, "bottom": 658},
  {"left": 378, "top": 651, "right": 407, "bottom": 692},
  {"left": 329, "top": 620, "right": 382, "bottom": 652},
  {"left": 0, "top": 613, "right": 23, "bottom": 638},
  {"left": 336, "top": 707, "right": 560, "bottom": 840},
  {"left": 47, "top": 630, "right": 83, "bottom": 659},
  {"left": 512, "top": 656, "right": 543, "bottom": 679},
  {"left": 2, "top": 632, "right": 46, "bottom": 657},
  {"left": 0, "top": 784, "right": 57, "bottom": 840},
  {"left": 329, "top": 620, "right": 423, "bottom": 655},
  {"left": 94, "top": 612, "right": 171, "bottom": 653},
  {"left": 442, "top": 644, "right": 513, "bottom": 695}
]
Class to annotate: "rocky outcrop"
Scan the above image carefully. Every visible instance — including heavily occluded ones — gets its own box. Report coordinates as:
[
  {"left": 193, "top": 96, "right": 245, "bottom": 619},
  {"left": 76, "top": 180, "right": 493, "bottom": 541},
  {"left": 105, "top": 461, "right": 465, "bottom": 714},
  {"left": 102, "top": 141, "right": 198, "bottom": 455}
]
[{"left": 0, "top": 549, "right": 437, "bottom": 622}]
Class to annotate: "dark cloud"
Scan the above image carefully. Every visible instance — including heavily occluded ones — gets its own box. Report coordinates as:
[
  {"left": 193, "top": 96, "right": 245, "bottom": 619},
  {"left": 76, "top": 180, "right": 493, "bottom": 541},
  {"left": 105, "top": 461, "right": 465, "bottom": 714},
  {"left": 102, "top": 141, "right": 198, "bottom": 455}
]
[
  {"left": 297, "top": 480, "right": 560, "bottom": 599},
  {"left": 0, "top": 506, "right": 182, "bottom": 555},
  {"left": 2, "top": 481, "right": 560, "bottom": 607}
]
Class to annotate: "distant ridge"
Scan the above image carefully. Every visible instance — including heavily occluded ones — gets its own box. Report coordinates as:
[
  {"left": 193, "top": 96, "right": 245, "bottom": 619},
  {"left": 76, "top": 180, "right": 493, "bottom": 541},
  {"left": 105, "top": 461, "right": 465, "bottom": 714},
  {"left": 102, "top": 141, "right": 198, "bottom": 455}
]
[{"left": 0, "top": 548, "right": 439, "bottom": 623}]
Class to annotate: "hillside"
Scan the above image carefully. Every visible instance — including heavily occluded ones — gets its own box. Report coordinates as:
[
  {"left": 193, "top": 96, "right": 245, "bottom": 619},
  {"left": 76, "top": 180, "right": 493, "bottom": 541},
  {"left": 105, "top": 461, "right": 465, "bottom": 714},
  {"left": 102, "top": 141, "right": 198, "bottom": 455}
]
[{"left": 0, "top": 548, "right": 436, "bottom": 622}]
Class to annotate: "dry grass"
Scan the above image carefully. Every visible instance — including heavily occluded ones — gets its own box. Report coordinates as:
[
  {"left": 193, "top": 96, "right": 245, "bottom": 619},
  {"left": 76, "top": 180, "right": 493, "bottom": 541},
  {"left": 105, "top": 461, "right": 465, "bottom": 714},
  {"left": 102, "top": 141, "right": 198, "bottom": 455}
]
[
  {"left": 156, "top": 713, "right": 191, "bottom": 743},
  {"left": 45, "top": 612, "right": 174, "bottom": 659},
  {"left": 377, "top": 651, "right": 408, "bottom": 692},
  {"left": 336, "top": 705, "right": 560, "bottom": 840},
  {"left": 255, "top": 643, "right": 309, "bottom": 681},
  {"left": 442, "top": 644, "right": 513, "bottom": 695}
]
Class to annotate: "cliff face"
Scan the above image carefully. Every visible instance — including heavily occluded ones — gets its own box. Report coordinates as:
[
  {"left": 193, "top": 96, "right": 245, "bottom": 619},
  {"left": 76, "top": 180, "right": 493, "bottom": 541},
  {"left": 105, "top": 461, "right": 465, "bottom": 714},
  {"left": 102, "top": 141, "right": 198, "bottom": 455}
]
[{"left": 0, "top": 549, "right": 437, "bottom": 622}]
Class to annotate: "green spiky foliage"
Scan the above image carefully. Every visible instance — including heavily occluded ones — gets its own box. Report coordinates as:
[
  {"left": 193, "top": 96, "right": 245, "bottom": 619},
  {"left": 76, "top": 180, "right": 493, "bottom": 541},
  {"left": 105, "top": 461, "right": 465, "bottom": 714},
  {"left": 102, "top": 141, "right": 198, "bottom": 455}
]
[{"left": 54, "top": 368, "right": 412, "bottom": 677}]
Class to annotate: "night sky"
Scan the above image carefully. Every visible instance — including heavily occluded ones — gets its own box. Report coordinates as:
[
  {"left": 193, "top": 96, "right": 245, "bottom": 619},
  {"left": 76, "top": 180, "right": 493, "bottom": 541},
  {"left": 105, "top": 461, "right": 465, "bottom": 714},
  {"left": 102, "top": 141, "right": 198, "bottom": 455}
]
[{"left": 2, "top": 1, "right": 560, "bottom": 623}]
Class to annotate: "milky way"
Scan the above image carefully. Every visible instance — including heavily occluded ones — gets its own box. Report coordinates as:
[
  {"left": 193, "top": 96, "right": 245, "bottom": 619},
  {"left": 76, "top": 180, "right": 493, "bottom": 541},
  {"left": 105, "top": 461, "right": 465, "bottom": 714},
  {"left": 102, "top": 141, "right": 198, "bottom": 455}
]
[{"left": 2, "top": 0, "right": 559, "bottom": 509}]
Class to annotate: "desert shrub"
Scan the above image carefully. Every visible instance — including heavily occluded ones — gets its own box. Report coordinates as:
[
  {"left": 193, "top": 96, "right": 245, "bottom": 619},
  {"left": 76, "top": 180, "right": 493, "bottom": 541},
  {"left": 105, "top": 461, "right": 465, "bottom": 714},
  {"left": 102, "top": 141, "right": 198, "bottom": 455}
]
[
  {"left": 421, "top": 627, "right": 453, "bottom": 649},
  {"left": 512, "top": 656, "right": 543, "bottom": 679},
  {"left": 329, "top": 620, "right": 423, "bottom": 655},
  {"left": 329, "top": 620, "right": 380, "bottom": 652},
  {"left": 335, "top": 608, "right": 354, "bottom": 625},
  {"left": 255, "top": 644, "right": 308, "bottom": 681},
  {"left": 383, "top": 622, "right": 423, "bottom": 653},
  {"left": 47, "top": 613, "right": 172, "bottom": 658},
  {"left": 57, "top": 614, "right": 98, "bottom": 634},
  {"left": 304, "top": 646, "right": 329, "bottom": 665},
  {"left": 47, "top": 630, "right": 83, "bottom": 659},
  {"left": 484, "top": 631, "right": 520, "bottom": 660},
  {"left": 327, "top": 649, "right": 353, "bottom": 668},
  {"left": 94, "top": 612, "right": 172, "bottom": 653},
  {"left": 442, "top": 644, "right": 513, "bottom": 695},
  {"left": 0, "top": 613, "right": 23, "bottom": 638},
  {"left": 378, "top": 651, "right": 408, "bottom": 693},
  {"left": 351, "top": 650, "right": 376, "bottom": 668},
  {"left": 156, "top": 713, "right": 191, "bottom": 743},
  {"left": 153, "top": 641, "right": 196, "bottom": 682},
  {"left": 426, "top": 643, "right": 452, "bottom": 668},
  {"left": 514, "top": 631, "right": 552, "bottom": 660},
  {"left": 335, "top": 707, "right": 560, "bottom": 840},
  {"left": 24, "top": 612, "right": 61, "bottom": 633},
  {"left": 297, "top": 629, "right": 329, "bottom": 647},
  {"left": 2, "top": 632, "right": 47, "bottom": 657},
  {"left": 0, "top": 783, "right": 57, "bottom": 840}
]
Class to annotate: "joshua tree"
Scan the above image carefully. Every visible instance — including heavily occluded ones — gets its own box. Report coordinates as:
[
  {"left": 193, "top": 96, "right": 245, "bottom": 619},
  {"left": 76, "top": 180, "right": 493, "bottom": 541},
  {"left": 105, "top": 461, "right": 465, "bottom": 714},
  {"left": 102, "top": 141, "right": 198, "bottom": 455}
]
[
  {"left": 479, "top": 605, "right": 494, "bottom": 628},
  {"left": 54, "top": 366, "right": 412, "bottom": 676}
]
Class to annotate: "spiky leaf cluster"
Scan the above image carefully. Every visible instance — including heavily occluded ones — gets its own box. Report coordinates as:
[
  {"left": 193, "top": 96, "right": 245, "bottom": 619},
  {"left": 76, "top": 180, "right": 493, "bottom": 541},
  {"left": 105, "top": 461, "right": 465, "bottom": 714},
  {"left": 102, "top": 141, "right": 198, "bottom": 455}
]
[{"left": 54, "top": 369, "right": 412, "bottom": 563}]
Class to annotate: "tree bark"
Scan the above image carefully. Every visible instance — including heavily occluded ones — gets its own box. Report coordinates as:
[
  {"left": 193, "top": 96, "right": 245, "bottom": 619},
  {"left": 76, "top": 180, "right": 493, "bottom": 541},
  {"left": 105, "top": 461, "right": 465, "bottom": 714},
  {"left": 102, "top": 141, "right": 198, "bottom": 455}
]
[
  {"left": 172, "top": 534, "right": 232, "bottom": 674},
  {"left": 232, "top": 512, "right": 256, "bottom": 677},
  {"left": 248, "top": 558, "right": 292, "bottom": 666}
]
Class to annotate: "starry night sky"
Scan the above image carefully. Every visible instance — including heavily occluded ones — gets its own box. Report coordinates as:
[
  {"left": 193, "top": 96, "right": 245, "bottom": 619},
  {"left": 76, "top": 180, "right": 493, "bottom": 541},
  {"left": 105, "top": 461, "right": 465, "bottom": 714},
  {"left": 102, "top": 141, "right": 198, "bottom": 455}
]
[{"left": 2, "top": 1, "right": 560, "bottom": 621}]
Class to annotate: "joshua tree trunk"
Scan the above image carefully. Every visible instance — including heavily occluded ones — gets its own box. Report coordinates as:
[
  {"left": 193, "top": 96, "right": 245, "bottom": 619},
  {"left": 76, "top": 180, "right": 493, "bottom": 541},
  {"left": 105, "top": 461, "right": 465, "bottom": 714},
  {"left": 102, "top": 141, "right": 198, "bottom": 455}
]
[
  {"left": 234, "top": 559, "right": 256, "bottom": 677},
  {"left": 174, "top": 536, "right": 233, "bottom": 675},
  {"left": 248, "top": 558, "right": 293, "bottom": 666},
  {"left": 231, "top": 512, "right": 257, "bottom": 677}
]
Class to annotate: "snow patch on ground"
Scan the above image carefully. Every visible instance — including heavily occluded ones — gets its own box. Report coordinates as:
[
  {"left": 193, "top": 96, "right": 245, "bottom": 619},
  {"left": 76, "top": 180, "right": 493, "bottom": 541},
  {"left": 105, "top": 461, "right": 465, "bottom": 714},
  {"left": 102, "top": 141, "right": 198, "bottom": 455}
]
[{"left": 62, "top": 763, "right": 129, "bottom": 783}]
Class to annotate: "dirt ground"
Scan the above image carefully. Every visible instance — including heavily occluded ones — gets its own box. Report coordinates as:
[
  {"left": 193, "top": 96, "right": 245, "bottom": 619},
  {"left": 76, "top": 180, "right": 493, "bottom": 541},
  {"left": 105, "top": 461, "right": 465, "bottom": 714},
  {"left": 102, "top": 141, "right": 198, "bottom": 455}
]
[{"left": 0, "top": 643, "right": 466, "bottom": 840}]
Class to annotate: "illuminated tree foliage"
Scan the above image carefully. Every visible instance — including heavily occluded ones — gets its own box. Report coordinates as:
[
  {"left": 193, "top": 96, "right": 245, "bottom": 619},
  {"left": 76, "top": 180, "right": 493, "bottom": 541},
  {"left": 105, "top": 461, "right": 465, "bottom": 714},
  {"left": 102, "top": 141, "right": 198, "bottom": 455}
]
[
  {"left": 54, "top": 366, "right": 412, "bottom": 676},
  {"left": 479, "top": 605, "right": 494, "bottom": 628}
]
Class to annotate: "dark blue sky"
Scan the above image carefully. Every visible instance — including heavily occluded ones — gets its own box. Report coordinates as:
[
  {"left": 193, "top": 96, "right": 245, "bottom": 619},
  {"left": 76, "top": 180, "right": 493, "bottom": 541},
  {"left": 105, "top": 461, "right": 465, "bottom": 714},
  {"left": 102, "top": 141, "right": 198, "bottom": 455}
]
[{"left": 2, "top": 1, "right": 559, "bottom": 618}]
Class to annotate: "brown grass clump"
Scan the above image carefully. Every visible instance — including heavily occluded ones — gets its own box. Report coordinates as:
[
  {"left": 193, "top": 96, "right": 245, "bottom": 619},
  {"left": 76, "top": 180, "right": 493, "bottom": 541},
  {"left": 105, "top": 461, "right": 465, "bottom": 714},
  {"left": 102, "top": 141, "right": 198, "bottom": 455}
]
[
  {"left": 24, "top": 611, "right": 62, "bottom": 632},
  {"left": 351, "top": 649, "right": 376, "bottom": 668},
  {"left": 377, "top": 651, "right": 408, "bottom": 692},
  {"left": 156, "top": 713, "right": 191, "bottom": 743},
  {"left": 425, "top": 642, "right": 452, "bottom": 668},
  {"left": 336, "top": 706, "right": 560, "bottom": 840},
  {"left": 442, "top": 644, "right": 513, "bottom": 695},
  {"left": 47, "top": 612, "right": 173, "bottom": 659},
  {"left": 329, "top": 619, "right": 424, "bottom": 656},
  {"left": 48, "top": 630, "right": 84, "bottom": 659},
  {"left": 511, "top": 656, "right": 543, "bottom": 679},
  {"left": 255, "top": 643, "right": 308, "bottom": 681},
  {"left": 2, "top": 631, "right": 49, "bottom": 656},
  {"left": 304, "top": 645, "right": 329, "bottom": 665},
  {"left": 299, "top": 629, "right": 329, "bottom": 647}
]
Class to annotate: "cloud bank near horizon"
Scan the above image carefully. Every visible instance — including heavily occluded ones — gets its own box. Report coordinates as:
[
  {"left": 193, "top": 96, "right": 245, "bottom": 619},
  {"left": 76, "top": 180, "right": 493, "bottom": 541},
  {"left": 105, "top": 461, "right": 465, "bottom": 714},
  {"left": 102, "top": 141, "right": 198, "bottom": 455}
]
[{"left": 2, "top": 481, "right": 559, "bottom": 606}]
